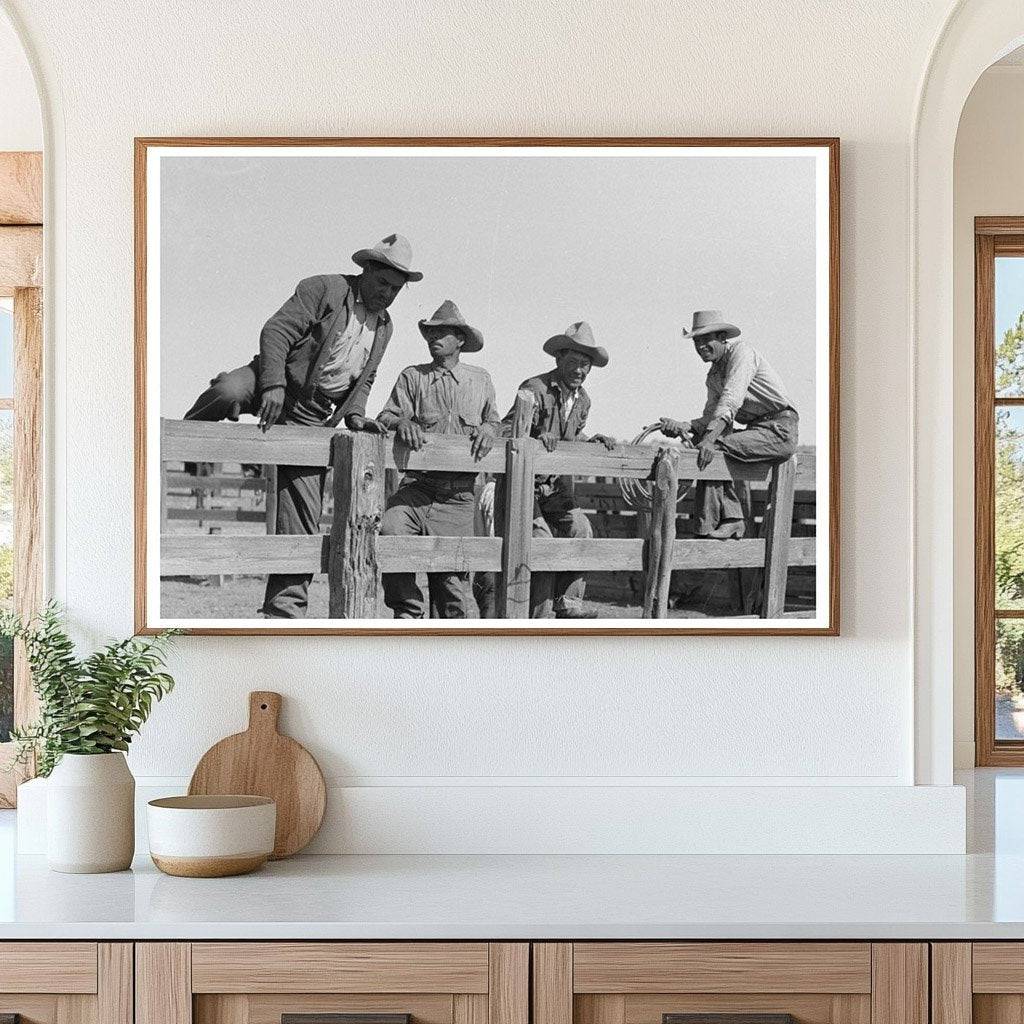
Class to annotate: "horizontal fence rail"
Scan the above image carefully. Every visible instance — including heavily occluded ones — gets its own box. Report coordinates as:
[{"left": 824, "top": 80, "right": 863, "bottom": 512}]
[
  {"left": 161, "top": 418, "right": 777, "bottom": 482},
  {"left": 158, "top": 404, "right": 810, "bottom": 620},
  {"left": 161, "top": 534, "right": 817, "bottom": 576}
]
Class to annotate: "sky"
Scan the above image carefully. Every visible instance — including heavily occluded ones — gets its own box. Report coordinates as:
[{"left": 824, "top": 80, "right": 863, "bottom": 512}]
[
  {"left": 0, "top": 305, "right": 12, "bottom": 397},
  {"left": 997, "top": 256, "right": 1024, "bottom": 341},
  {"left": 158, "top": 148, "right": 823, "bottom": 445}
]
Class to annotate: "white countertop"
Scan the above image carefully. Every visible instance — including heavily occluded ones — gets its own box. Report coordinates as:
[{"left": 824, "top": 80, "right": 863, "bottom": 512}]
[
  {"left": 2, "top": 848, "right": 1024, "bottom": 940},
  {"left": 1, "top": 769, "right": 1022, "bottom": 941}
]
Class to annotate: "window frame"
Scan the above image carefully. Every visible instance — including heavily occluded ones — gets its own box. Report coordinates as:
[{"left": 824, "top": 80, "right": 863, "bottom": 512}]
[
  {"left": 975, "top": 217, "right": 1024, "bottom": 765},
  {"left": 0, "top": 151, "right": 43, "bottom": 806}
]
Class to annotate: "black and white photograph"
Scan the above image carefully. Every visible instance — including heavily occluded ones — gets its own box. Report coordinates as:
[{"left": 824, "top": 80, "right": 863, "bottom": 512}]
[{"left": 137, "top": 139, "right": 838, "bottom": 634}]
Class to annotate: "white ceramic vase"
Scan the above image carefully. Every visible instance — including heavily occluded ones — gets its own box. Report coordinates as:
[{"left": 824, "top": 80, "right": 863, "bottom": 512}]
[{"left": 46, "top": 752, "right": 135, "bottom": 873}]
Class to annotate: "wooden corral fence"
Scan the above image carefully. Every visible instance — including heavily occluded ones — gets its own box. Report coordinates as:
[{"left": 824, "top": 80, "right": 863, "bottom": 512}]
[{"left": 159, "top": 391, "right": 813, "bottom": 618}]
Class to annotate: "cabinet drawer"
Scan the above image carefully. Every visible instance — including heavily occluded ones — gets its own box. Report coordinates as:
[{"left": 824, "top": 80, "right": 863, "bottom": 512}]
[
  {"left": 933, "top": 942, "right": 1024, "bottom": 1024},
  {"left": 534, "top": 943, "right": 926, "bottom": 1024},
  {"left": 139, "top": 942, "right": 528, "bottom": 1024},
  {"left": 0, "top": 942, "right": 130, "bottom": 1024}
]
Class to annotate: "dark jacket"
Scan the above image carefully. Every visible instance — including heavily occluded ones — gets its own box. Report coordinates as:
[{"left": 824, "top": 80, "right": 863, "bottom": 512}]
[
  {"left": 259, "top": 274, "right": 394, "bottom": 420},
  {"left": 502, "top": 370, "right": 592, "bottom": 511}
]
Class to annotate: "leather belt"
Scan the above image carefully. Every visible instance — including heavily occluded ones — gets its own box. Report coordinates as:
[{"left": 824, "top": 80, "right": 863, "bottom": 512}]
[{"left": 745, "top": 407, "right": 798, "bottom": 425}]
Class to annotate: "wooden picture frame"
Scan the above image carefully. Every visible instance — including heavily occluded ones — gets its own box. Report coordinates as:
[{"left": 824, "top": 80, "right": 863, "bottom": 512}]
[{"left": 135, "top": 137, "right": 840, "bottom": 636}]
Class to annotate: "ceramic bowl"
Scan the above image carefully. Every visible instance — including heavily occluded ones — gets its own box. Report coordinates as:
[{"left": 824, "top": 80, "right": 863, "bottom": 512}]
[{"left": 146, "top": 795, "right": 276, "bottom": 877}]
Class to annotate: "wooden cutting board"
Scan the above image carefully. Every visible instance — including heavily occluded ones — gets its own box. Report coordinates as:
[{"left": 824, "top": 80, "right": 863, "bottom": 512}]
[{"left": 188, "top": 691, "right": 326, "bottom": 859}]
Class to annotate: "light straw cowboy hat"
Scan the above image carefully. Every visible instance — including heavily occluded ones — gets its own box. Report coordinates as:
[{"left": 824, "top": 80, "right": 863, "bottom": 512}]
[
  {"left": 418, "top": 299, "right": 484, "bottom": 353},
  {"left": 542, "top": 321, "right": 609, "bottom": 368},
  {"left": 351, "top": 233, "right": 423, "bottom": 281},
  {"left": 682, "top": 310, "right": 741, "bottom": 340}
]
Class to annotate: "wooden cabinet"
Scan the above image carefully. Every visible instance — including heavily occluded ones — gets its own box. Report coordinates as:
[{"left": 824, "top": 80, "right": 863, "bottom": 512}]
[
  {"left": 0, "top": 942, "right": 132, "bottom": 1024},
  {"left": 136, "top": 943, "right": 528, "bottom": 1024},
  {"left": 931, "top": 943, "right": 1024, "bottom": 1024},
  {"left": 0, "top": 938, "right": 944, "bottom": 1024},
  {"left": 533, "top": 943, "right": 928, "bottom": 1024}
]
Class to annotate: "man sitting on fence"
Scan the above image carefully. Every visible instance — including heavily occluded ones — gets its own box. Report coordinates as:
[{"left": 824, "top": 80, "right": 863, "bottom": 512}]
[
  {"left": 502, "top": 321, "right": 616, "bottom": 620},
  {"left": 658, "top": 310, "right": 798, "bottom": 540},
  {"left": 373, "top": 300, "right": 500, "bottom": 619},
  {"left": 181, "top": 233, "right": 422, "bottom": 618}
]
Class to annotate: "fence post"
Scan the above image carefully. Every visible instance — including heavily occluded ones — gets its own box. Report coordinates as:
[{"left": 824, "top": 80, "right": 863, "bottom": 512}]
[
  {"left": 642, "top": 448, "right": 679, "bottom": 618},
  {"left": 328, "top": 431, "right": 386, "bottom": 618},
  {"left": 761, "top": 455, "right": 797, "bottom": 618},
  {"left": 497, "top": 389, "right": 535, "bottom": 618},
  {"left": 264, "top": 464, "right": 278, "bottom": 535}
]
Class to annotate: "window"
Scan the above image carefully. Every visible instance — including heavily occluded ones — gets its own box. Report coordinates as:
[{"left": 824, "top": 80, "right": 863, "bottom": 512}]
[
  {"left": 0, "top": 151, "right": 43, "bottom": 806},
  {"left": 0, "top": 300, "right": 11, "bottom": 744},
  {"left": 976, "top": 220, "right": 1024, "bottom": 764}
]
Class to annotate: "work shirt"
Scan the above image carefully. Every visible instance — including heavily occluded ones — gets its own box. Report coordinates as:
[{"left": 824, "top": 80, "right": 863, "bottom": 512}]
[
  {"left": 378, "top": 361, "right": 500, "bottom": 488},
  {"left": 316, "top": 286, "right": 378, "bottom": 399},
  {"left": 502, "top": 370, "right": 593, "bottom": 512},
  {"left": 692, "top": 338, "right": 793, "bottom": 430},
  {"left": 378, "top": 361, "right": 500, "bottom": 434}
]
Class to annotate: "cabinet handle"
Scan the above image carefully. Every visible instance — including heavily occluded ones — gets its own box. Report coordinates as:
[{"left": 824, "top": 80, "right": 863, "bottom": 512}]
[
  {"left": 664, "top": 1016, "right": 796, "bottom": 1024},
  {"left": 283, "top": 1016, "right": 411, "bottom": 1024}
]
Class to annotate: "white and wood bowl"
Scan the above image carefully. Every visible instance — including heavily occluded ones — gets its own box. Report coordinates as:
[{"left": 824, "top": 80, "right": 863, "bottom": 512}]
[{"left": 147, "top": 795, "right": 276, "bottom": 877}]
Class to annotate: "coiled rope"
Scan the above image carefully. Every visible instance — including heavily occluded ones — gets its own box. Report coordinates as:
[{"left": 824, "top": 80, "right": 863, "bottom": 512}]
[{"left": 618, "top": 423, "right": 696, "bottom": 511}]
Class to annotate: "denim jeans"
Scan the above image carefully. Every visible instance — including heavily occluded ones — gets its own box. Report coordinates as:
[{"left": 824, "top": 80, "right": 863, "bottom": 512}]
[
  {"left": 380, "top": 476, "right": 478, "bottom": 618},
  {"left": 530, "top": 504, "right": 592, "bottom": 617},
  {"left": 182, "top": 356, "right": 336, "bottom": 618},
  {"left": 695, "top": 412, "right": 799, "bottom": 535}
]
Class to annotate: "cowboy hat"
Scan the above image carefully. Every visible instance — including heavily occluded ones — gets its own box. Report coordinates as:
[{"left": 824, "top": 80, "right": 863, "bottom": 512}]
[
  {"left": 418, "top": 299, "right": 484, "bottom": 353},
  {"left": 542, "top": 321, "right": 609, "bottom": 368},
  {"left": 351, "top": 233, "right": 423, "bottom": 281},
  {"left": 682, "top": 309, "right": 741, "bottom": 340}
]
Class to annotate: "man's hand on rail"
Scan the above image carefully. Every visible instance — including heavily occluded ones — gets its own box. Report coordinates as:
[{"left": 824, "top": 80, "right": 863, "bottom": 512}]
[
  {"left": 395, "top": 418, "right": 426, "bottom": 450},
  {"left": 470, "top": 424, "right": 497, "bottom": 461},
  {"left": 537, "top": 431, "right": 559, "bottom": 452},
  {"left": 258, "top": 386, "right": 285, "bottom": 432},
  {"left": 589, "top": 433, "right": 617, "bottom": 450},
  {"left": 344, "top": 414, "right": 386, "bottom": 434}
]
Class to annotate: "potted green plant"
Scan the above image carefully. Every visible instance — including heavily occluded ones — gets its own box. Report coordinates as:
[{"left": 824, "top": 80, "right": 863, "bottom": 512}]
[{"left": 2, "top": 603, "right": 178, "bottom": 873}]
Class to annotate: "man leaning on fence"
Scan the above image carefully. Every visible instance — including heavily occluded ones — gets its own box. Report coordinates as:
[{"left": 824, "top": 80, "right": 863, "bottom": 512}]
[
  {"left": 503, "top": 321, "right": 616, "bottom": 619},
  {"left": 658, "top": 310, "right": 799, "bottom": 540},
  {"left": 181, "top": 233, "right": 422, "bottom": 618},
  {"left": 373, "top": 300, "right": 500, "bottom": 619}
]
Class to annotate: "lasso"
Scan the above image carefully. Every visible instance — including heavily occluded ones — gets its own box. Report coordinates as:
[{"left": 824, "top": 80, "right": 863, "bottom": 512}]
[{"left": 618, "top": 424, "right": 696, "bottom": 511}]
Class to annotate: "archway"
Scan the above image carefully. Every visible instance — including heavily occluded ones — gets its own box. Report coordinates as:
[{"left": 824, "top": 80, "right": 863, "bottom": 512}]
[{"left": 913, "top": 0, "right": 1024, "bottom": 785}]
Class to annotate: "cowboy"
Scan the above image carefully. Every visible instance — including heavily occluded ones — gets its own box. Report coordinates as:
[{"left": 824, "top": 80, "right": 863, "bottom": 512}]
[
  {"left": 503, "top": 321, "right": 616, "bottom": 619},
  {"left": 659, "top": 310, "right": 798, "bottom": 539},
  {"left": 182, "top": 233, "right": 422, "bottom": 617},
  {"left": 374, "top": 300, "right": 500, "bottom": 619}
]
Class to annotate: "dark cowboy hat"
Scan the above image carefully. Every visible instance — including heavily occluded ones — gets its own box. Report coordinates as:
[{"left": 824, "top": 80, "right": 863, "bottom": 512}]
[
  {"left": 418, "top": 299, "right": 484, "bottom": 353},
  {"left": 682, "top": 309, "right": 741, "bottom": 340},
  {"left": 351, "top": 233, "right": 423, "bottom": 281},
  {"left": 542, "top": 321, "right": 609, "bottom": 368}
]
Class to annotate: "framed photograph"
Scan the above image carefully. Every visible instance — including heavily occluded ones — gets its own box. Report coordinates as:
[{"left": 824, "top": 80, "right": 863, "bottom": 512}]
[{"left": 135, "top": 137, "right": 839, "bottom": 635}]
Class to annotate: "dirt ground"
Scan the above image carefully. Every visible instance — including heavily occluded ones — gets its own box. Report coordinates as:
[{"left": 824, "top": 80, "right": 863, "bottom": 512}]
[{"left": 160, "top": 571, "right": 815, "bottom": 620}]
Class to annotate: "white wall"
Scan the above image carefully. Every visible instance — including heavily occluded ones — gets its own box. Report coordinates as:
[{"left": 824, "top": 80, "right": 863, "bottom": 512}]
[
  {"left": 0, "top": 0, "right": 973, "bottom": 851},
  {"left": 952, "top": 65, "right": 1024, "bottom": 768},
  {"left": 0, "top": 11, "right": 39, "bottom": 151}
]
